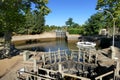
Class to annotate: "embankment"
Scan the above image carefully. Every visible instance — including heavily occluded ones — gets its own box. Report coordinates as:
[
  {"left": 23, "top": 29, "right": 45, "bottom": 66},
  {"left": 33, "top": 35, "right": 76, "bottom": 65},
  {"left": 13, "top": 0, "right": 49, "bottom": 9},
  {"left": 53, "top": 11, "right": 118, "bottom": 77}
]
[
  {"left": 12, "top": 32, "right": 56, "bottom": 45},
  {"left": 12, "top": 32, "right": 80, "bottom": 45}
]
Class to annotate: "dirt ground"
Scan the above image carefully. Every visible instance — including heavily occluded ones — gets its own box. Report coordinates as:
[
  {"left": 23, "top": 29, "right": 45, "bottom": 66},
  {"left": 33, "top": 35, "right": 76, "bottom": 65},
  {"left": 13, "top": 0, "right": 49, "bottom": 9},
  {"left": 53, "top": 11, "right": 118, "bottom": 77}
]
[
  {"left": 0, "top": 55, "right": 23, "bottom": 78},
  {"left": 0, "top": 32, "right": 55, "bottom": 78}
]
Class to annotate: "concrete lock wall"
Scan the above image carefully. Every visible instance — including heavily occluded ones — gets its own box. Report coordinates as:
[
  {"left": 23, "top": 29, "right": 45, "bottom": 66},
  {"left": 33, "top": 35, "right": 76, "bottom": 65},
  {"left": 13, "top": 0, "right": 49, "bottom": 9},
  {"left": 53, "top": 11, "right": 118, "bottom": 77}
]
[{"left": 23, "top": 51, "right": 30, "bottom": 61}]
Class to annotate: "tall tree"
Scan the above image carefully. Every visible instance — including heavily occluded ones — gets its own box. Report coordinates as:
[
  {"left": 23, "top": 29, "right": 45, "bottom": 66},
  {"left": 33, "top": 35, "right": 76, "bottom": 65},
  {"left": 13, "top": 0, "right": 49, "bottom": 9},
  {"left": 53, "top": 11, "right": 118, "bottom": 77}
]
[
  {"left": 0, "top": 0, "right": 26, "bottom": 57},
  {"left": 84, "top": 12, "right": 104, "bottom": 35},
  {"left": 25, "top": 0, "right": 50, "bottom": 34},
  {"left": 96, "top": 0, "right": 120, "bottom": 28},
  {"left": 25, "top": 9, "right": 34, "bottom": 34},
  {"left": 65, "top": 18, "right": 74, "bottom": 27},
  {"left": 96, "top": 0, "right": 120, "bottom": 17},
  {"left": 32, "top": 11, "right": 45, "bottom": 34},
  {"left": 0, "top": 0, "right": 50, "bottom": 57}
]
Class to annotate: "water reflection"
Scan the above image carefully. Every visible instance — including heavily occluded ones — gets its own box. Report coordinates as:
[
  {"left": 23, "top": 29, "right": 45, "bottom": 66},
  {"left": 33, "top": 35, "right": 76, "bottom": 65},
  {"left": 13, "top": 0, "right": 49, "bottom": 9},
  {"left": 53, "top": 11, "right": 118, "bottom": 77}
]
[{"left": 17, "top": 39, "right": 78, "bottom": 52}]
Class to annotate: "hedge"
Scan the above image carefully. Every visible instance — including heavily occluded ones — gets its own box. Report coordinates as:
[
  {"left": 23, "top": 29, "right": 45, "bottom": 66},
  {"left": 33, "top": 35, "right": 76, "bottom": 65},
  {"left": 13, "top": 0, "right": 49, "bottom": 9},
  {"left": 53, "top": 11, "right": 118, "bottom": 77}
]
[{"left": 68, "top": 28, "right": 81, "bottom": 34}]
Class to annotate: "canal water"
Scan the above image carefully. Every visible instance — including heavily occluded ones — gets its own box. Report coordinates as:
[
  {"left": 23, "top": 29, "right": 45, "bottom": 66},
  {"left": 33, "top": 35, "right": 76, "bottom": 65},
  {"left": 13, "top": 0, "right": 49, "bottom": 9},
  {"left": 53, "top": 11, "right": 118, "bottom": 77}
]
[{"left": 16, "top": 39, "right": 78, "bottom": 52}]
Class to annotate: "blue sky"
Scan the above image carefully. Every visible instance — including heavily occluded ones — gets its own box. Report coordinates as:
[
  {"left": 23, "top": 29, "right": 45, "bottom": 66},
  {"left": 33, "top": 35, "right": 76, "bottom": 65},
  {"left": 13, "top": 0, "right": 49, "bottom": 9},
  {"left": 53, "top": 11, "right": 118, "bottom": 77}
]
[{"left": 45, "top": 0, "right": 98, "bottom": 26}]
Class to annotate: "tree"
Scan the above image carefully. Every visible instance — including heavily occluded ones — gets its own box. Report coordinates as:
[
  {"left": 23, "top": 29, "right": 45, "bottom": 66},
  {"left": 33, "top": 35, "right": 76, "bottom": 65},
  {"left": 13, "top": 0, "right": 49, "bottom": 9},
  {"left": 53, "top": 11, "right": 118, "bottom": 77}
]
[
  {"left": 84, "top": 12, "right": 104, "bottom": 35},
  {"left": 0, "top": 0, "right": 26, "bottom": 57},
  {"left": 96, "top": 0, "right": 120, "bottom": 28},
  {"left": 65, "top": 18, "right": 74, "bottom": 27},
  {"left": 65, "top": 18, "right": 84, "bottom": 34},
  {"left": 32, "top": 11, "right": 45, "bottom": 34},
  {"left": 0, "top": 0, "right": 50, "bottom": 57},
  {"left": 72, "top": 23, "right": 80, "bottom": 28},
  {"left": 31, "top": 0, "right": 50, "bottom": 34},
  {"left": 24, "top": 0, "right": 50, "bottom": 34},
  {"left": 96, "top": 0, "right": 120, "bottom": 17},
  {"left": 25, "top": 9, "right": 34, "bottom": 34}
]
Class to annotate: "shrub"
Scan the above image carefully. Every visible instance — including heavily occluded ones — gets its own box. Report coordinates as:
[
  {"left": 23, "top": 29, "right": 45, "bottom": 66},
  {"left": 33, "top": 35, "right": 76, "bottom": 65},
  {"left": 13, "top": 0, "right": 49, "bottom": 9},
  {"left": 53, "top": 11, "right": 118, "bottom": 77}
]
[{"left": 68, "top": 28, "right": 81, "bottom": 34}]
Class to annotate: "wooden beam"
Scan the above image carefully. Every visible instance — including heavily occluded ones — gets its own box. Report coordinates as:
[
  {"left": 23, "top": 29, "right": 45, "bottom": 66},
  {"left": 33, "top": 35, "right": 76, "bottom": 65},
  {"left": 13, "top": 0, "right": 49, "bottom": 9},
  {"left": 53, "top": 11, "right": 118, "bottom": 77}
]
[{"left": 95, "top": 71, "right": 114, "bottom": 80}]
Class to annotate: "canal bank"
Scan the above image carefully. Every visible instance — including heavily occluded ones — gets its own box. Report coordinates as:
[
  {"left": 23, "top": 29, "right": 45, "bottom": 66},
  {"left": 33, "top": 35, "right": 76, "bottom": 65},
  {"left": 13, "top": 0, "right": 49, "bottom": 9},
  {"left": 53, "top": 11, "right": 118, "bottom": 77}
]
[
  {"left": 66, "top": 32, "right": 80, "bottom": 41},
  {"left": 1, "top": 32, "right": 120, "bottom": 80},
  {"left": 12, "top": 32, "right": 56, "bottom": 45},
  {"left": 12, "top": 32, "right": 80, "bottom": 46}
]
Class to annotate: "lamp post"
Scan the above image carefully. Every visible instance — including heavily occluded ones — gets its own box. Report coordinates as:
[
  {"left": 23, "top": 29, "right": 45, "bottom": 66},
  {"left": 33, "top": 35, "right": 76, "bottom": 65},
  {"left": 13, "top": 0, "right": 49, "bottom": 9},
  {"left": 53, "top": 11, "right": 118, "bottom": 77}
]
[{"left": 98, "top": 8, "right": 116, "bottom": 59}]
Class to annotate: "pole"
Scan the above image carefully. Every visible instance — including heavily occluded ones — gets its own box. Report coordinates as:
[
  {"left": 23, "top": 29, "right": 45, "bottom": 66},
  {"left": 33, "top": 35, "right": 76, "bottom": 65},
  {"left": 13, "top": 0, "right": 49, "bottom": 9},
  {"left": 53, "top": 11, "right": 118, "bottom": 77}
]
[
  {"left": 111, "top": 18, "right": 116, "bottom": 59},
  {"left": 98, "top": 8, "right": 116, "bottom": 59},
  {"left": 113, "top": 18, "right": 116, "bottom": 47},
  {"left": 103, "top": 10, "right": 115, "bottom": 48}
]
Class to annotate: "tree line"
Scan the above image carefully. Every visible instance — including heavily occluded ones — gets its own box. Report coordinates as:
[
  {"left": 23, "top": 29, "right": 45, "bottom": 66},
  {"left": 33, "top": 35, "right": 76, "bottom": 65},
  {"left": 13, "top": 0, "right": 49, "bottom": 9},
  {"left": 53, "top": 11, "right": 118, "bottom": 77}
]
[
  {"left": 0, "top": 0, "right": 120, "bottom": 36},
  {"left": 65, "top": 0, "right": 120, "bottom": 35}
]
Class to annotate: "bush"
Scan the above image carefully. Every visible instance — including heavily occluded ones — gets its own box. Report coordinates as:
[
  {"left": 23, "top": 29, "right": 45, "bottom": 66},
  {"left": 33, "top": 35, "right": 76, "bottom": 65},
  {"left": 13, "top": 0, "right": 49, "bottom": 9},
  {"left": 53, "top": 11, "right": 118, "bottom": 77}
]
[{"left": 68, "top": 28, "right": 81, "bottom": 34}]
